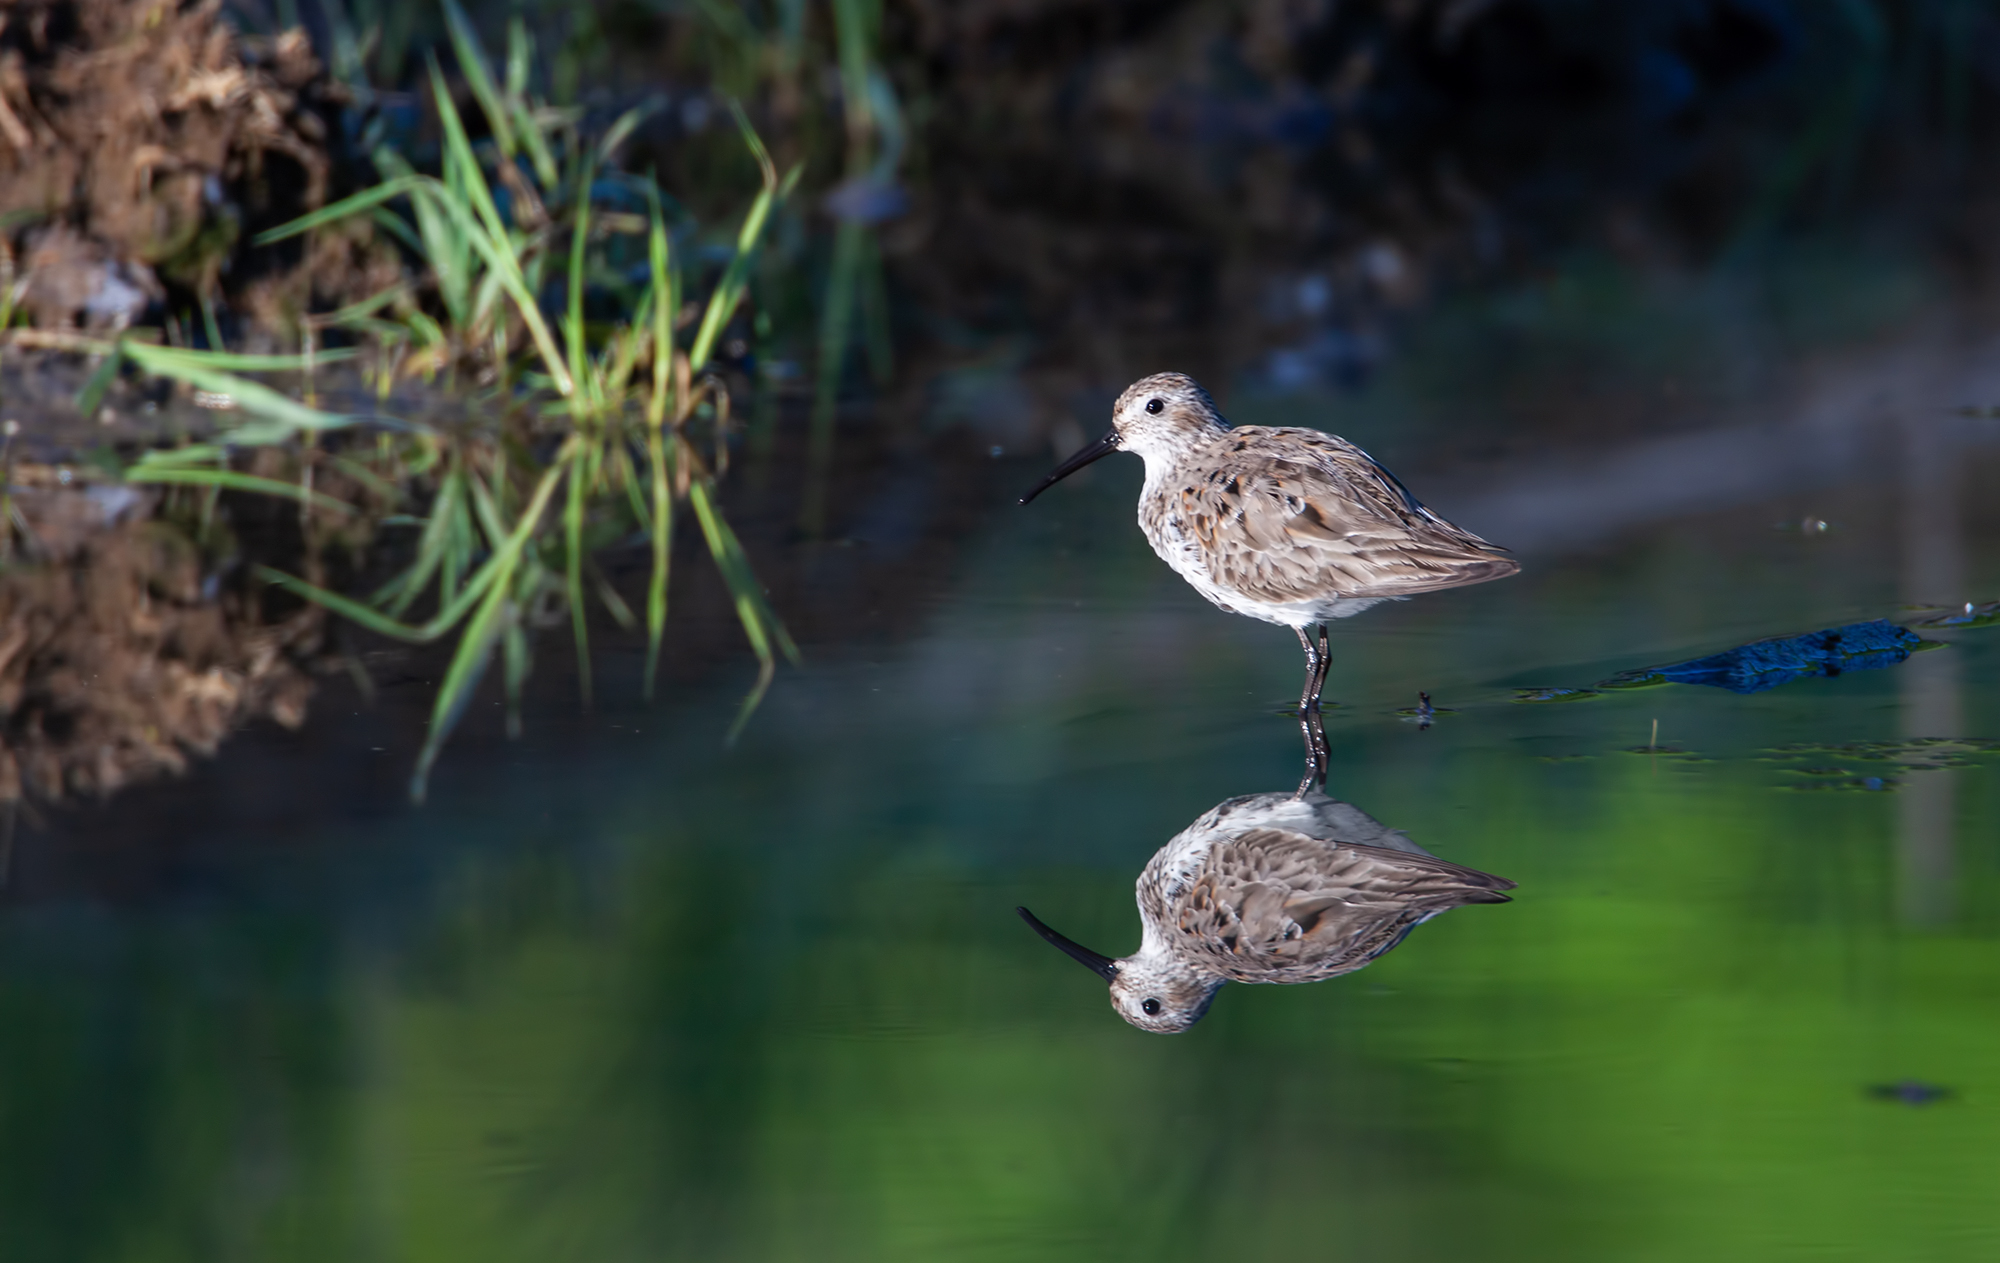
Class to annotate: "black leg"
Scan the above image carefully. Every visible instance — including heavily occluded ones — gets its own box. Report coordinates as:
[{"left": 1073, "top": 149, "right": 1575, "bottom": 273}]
[
  {"left": 1310, "top": 625, "right": 1331, "bottom": 708},
  {"left": 1293, "top": 624, "right": 1322, "bottom": 716}
]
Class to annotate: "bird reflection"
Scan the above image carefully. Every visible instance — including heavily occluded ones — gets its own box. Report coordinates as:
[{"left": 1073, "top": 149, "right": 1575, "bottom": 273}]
[{"left": 1018, "top": 786, "right": 1515, "bottom": 1033}]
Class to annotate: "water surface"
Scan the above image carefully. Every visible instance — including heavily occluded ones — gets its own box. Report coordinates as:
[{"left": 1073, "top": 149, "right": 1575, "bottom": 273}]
[{"left": 8, "top": 261, "right": 2000, "bottom": 1263}]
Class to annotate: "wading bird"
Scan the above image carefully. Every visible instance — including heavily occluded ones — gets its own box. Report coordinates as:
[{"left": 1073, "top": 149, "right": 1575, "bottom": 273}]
[{"left": 1022, "top": 373, "right": 1517, "bottom": 771}]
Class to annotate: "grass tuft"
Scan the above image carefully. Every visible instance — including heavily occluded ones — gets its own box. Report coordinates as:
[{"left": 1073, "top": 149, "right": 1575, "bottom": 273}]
[{"left": 119, "top": 22, "right": 803, "bottom": 800}]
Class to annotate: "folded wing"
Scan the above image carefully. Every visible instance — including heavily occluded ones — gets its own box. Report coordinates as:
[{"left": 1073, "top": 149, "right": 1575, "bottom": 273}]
[
  {"left": 1174, "top": 827, "right": 1514, "bottom": 984},
  {"left": 1178, "top": 427, "right": 1517, "bottom": 605}
]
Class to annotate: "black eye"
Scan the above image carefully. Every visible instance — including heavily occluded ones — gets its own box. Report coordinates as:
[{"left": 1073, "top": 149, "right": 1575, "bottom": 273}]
[
  {"left": 1144, "top": 398, "right": 1164, "bottom": 415},
  {"left": 1141, "top": 998, "right": 1162, "bottom": 1016}
]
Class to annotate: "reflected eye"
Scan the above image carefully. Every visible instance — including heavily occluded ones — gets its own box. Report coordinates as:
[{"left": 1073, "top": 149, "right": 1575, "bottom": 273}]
[
  {"left": 1144, "top": 398, "right": 1164, "bottom": 415},
  {"left": 1141, "top": 998, "right": 1162, "bottom": 1016}
]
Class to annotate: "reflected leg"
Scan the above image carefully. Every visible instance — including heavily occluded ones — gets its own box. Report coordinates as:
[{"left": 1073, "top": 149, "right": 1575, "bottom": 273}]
[
  {"left": 1310, "top": 625, "right": 1331, "bottom": 708},
  {"left": 1294, "top": 705, "right": 1329, "bottom": 799}
]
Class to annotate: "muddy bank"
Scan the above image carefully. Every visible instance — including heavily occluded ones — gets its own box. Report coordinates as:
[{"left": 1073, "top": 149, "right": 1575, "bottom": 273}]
[
  {"left": 0, "top": 0, "right": 395, "bottom": 336},
  {"left": 0, "top": 466, "right": 323, "bottom": 804}
]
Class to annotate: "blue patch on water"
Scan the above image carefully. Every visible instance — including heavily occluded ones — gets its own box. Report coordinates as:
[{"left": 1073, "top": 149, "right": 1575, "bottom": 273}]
[{"left": 1601, "top": 620, "right": 1926, "bottom": 694}]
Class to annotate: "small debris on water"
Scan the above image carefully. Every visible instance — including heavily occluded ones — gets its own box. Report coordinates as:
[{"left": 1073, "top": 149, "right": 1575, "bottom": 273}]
[
  {"left": 1789, "top": 775, "right": 1897, "bottom": 793},
  {"left": 1762, "top": 738, "right": 2000, "bottom": 791},
  {"left": 193, "top": 390, "right": 238, "bottom": 410},
  {"left": 1916, "top": 599, "right": 1999, "bottom": 629},
  {"left": 1515, "top": 687, "right": 1599, "bottom": 703},
  {"left": 1867, "top": 1080, "right": 1953, "bottom": 1106},
  {"left": 1396, "top": 692, "right": 1453, "bottom": 727}
]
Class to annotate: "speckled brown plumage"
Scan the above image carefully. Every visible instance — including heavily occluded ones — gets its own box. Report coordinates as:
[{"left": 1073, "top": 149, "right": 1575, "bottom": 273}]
[
  {"left": 1151, "top": 825, "right": 1514, "bottom": 985},
  {"left": 1151, "top": 424, "right": 1518, "bottom": 616},
  {"left": 1018, "top": 790, "right": 1515, "bottom": 1033}
]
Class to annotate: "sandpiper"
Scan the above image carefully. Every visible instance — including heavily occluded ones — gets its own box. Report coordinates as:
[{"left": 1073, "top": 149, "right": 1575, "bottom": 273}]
[
  {"left": 1018, "top": 789, "right": 1513, "bottom": 1032},
  {"left": 1021, "top": 373, "right": 1517, "bottom": 723}
]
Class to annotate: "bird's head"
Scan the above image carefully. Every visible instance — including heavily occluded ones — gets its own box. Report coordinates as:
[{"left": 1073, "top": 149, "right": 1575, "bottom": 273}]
[
  {"left": 1019, "top": 372, "right": 1228, "bottom": 505},
  {"left": 1015, "top": 906, "right": 1225, "bottom": 1034},
  {"left": 1107, "top": 953, "right": 1224, "bottom": 1033}
]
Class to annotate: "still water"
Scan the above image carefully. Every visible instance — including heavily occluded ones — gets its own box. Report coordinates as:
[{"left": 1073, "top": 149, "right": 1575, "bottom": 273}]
[{"left": 8, "top": 279, "right": 2000, "bottom": 1259}]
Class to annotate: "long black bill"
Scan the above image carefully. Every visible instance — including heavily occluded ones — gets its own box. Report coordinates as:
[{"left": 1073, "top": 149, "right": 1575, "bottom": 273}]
[
  {"left": 1016, "top": 906, "right": 1119, "bottom": 981},
  {"left": 1019, "top": 430, "right": 1121, "bottom": 505}
]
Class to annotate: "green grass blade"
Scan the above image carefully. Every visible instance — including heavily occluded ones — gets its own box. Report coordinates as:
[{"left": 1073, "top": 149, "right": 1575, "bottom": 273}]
[
  {"left": 605, "top": 288, "right": 654, "bottom": 398},
  {"left": 129, "top": 444, "right": 229, "bottom": 468},
  {"left": 369, "top": 151, "right": 469, "bottom": 322},
  {"left": 687, "top": 153, "right": 799, "bottom": 374},
  {"left": 253, "top": 174, "right": 430, "bottom": 245},
  {"left": 443, "top": 480, "right": 476, "bottom": 600},
  {"left": 375, "top": 464, "right": 462, "bottom": 616},
  {"left": 726, "top": 98, "right": 777, "bottom": 188},
  {"left": 465, "top": 464, "right": 512, "bottom": 549},
  {"left": 124, "top": 467, "right": 358, "bottom": 516},
  {"left": 470, "top": 267, "right": 506, "bottom": 335},
  {"left": 256, "top": 566, "right": 437, "bottom": 641},
  {"left": 128, "top": 346, "right": 361, "bottom": 373},
  {"left": 325, "top": 455, "right": 399, "bottom": 505},
  {"left": 811, "top": 216, "right": 865, "bottom": 455},
  {"left": 688, "top": 477, "right": 797, "bottom": 740},
  {"left": 505, "top": 17, "right": 531, "bottom": 98},
  {"left": 596, "top": 101, "right": 659, "bottom": 167},
  {"left": 589, "top": 559, "right": 637, "bottom": 630},
  {"left": 646, "top": 192, "right": 674, "bottom": 427},
  {"left": 564, "top": 451, "right": 591, "bottom": 705},
  {"left": 73, "top": 341, "right": 124, "bottom": 419},
  {"left": 566, "top": 154, "right": 595, "bottom": 413},
  {"left": 426, "top": 64, "right": 573, "bottom": 395},
  {"left": 687, "top": 184, "right": 775, "bottom": 373},
  {"left": 514, "top": 97, "right": 561, "bottom": 190},
  {"left": 503, "top": 618, "right": 529, "bottom": 739},
  {"left": 685, "top": 110, "right": 789, "bottom": 373},
  {"left": 257, "top": 453, "right": 560, "bottom": 648},
  {"left": 430, "top": 58, "right": 510, "bottom": 244},
  {"left": 313, "top": 284, "right": 413, "bottom": 328},
  {"left": 409, "top": 577, "right": 510, "bottom": 803},
  {"left": 434, "top": 188, "right": 570, "bottom": 394},
  {"left": 643, "top": 430, "right": 674, "bottom": 699},
  {"left": 325, "top": 454, "right": 399, "bottom": 504},
  {"left": 121, "top": 344, "right": 365, "bottom": 441},
  {"left": 369, "top": 206, "right": 426, "bottom": 255},
  {"left": 442, "top": 0, "right": 516, "bottom": 156},
  {"left": 409, "top": 453, "right": 569, "bottom": 801},
  {"left": 612, "top": 438, "right": 648, "bottom": 529}
]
